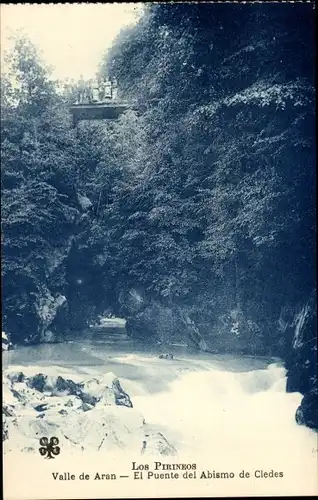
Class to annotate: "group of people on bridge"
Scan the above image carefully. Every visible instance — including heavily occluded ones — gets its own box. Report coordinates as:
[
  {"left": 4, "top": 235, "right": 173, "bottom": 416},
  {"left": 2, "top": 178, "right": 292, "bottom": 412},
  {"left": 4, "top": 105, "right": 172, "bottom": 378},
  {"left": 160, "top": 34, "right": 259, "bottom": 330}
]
[{"left": 61, "top": 76, "right": 118, "bottom": 105}]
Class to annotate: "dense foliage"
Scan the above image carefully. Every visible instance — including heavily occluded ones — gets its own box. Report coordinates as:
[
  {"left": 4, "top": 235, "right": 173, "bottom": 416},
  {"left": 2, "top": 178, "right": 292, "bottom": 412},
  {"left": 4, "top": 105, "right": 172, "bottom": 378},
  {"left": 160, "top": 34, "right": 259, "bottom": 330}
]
[
  {"left": 1, "top": 2, "right": 315, "bottom": 366},
  {"left": 1, "top": 36, "right": 98, "bottom": 341},
  {"left": 99, "top": 3, "right": 315, "bottom": 353}
]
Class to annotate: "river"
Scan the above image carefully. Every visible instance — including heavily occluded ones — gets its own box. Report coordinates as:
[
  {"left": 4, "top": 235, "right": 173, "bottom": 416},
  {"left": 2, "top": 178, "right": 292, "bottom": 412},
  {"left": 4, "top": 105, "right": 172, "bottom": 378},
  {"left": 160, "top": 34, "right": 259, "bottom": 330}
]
[{"left": 3, "top": 337, "right": 316, "bottom": 460}]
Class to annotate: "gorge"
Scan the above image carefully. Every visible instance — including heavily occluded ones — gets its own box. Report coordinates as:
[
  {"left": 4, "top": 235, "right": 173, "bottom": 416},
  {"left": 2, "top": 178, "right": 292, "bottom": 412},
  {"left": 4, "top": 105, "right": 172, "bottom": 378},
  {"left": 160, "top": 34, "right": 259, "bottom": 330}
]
[{"left": 1, "top": 0, "right": 317, "bottom": 453}]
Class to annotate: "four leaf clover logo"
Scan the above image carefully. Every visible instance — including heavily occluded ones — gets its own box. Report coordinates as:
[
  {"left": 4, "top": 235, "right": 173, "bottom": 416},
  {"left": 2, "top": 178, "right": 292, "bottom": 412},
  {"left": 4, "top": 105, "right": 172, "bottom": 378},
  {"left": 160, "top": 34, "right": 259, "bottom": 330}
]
[{"left": 39, "top": 437, "right": 60, "bottom": 459}]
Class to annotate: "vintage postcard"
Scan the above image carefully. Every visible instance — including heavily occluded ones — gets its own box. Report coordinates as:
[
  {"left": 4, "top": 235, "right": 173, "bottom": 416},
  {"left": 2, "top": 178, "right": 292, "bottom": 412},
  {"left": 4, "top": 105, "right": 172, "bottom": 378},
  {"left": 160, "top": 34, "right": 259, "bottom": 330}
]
[{"left": 1, "top": 2, "right": 317, "bottom": 499}]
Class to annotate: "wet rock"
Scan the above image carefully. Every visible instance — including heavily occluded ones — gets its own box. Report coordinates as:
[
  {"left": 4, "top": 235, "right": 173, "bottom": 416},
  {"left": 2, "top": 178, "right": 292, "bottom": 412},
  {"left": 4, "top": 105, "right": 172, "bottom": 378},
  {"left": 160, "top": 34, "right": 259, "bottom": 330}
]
[
  {"left": 3, "top": 421, "right": 9, "bottom": 441},
  {"left": 79, "top": 402, "right": 93, "bottom": 412},
  {"left": 82, "top": 374, "right": 133, "bottom": 408},
  {"left": 40, "top": 330, "right": 58, "bottom": 343},
  {"left": 3, "top": 403, "right": 16, "bottom": 442},
  {"left": 64, "top": 398, "right": 74, "bottom": 407},
  {"left": 295, "top": 384, "right": 318, "bottom": 431},
  {"left": 54, "top": 376, "right": 97, "bottom": 405},
  {"left": 285, "top": 296, "right": 316, "bottom": 393},
  {"left": 34, "top": 404, "right": 48, "bottom": 413},
  {"left": 3, "top": 369, "right": 174, "bottom": 455},
  {"left": 36, "top": 291, "right": 67, "bottom": 343},
  {"left": 80, "top": 391, "right": 98, "bottom": 406},
  {"left": 284, "top": 294, "right": 317, "bottom": 431},
  {"left": 96, "top": 385, "right": 116, "bottom": 406},
  {"left": 82, "top": 378, "right": 102, "bottom": 398},
  {"left": 54, "top": 376, "right": 83, "bottom": 396},
  {"left": 112, "top": 377, "right": 133, "bottom": 408},
  {"left": 2, "top": 331, "right": 13, "bottom": 352},
  {"left": 11, "top": 388, "right": 27, "bottom": 402},
  {"left": 7, "top": 372, "right": 25, "bottom": 384},
  {"left": 26, "top": 374, "right": 96, "bottom": 404},
  {"left": 11, "top": 383, "right": 46, "bottom": 408},
  {"left": 27, "top": 373, "right": 47, "bottom": 392},
  {"left": 3, "top": 404, "right": 15, "bottom": 417}
]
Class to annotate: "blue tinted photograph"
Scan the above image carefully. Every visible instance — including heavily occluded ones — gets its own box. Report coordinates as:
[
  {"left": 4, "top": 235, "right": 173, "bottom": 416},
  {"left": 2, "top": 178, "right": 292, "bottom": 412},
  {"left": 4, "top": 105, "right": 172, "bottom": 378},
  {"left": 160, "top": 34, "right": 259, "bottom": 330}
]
[{"left": 1, "top": 2, "right": 316, "bottom": 498}]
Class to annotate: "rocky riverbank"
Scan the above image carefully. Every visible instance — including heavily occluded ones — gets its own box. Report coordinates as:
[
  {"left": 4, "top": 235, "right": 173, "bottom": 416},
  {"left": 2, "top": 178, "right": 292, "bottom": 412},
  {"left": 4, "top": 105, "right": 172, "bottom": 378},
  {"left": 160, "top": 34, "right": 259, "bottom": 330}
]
[
  {"left": 284, "top": 295, "right": 317, "bottom": 432},
  {"left": 2, "top": 369, "right": 176, "bottom": 456}
]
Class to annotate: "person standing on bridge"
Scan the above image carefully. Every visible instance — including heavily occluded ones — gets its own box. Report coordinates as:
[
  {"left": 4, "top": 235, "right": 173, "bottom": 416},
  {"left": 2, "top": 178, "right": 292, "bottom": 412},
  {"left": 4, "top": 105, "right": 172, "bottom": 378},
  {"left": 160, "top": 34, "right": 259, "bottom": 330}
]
[
  {"left": 78, "top": 75, "right": 86, "bottom": 103},
  {"left": 85, "top": 79, "right": 94, "bottom": 103},
  {"left": 69, "top": 79, "right": 77, "bottom": 103},
  {"left": 111, "top": 77, "right": 118, "bottom": 100},
  {"left": 98, "top": 77, "right": 106, "bottom": 102},
  {"left": 91, "top": 79, "right": 99, "bottom": 102},
  {"left": 104, "top": 79, "right": 112, "bottom": 100}
]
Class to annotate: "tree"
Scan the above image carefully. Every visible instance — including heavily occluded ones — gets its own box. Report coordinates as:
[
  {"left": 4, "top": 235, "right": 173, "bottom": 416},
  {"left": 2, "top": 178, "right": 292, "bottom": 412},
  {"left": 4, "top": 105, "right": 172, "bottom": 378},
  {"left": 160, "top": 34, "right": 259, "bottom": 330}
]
[
  {"left": 1, "top": 34, "right": 82, "bottom": 342},
  {"left": 97, "top": 2, "right": 315, "bottom": 351}
]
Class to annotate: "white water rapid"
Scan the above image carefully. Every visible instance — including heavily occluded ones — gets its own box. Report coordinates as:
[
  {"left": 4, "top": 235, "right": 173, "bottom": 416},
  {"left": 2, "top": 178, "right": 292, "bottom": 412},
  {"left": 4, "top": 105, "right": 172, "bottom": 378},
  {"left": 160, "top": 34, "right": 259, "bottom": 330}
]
[{"left": 3, "top": 340, "right": 317, "bottom": 498}]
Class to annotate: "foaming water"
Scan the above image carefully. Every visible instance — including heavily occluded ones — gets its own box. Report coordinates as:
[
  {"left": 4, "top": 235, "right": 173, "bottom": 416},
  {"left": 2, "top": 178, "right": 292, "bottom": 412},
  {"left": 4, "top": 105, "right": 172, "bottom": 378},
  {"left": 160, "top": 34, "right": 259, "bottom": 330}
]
[
  {"left": 3, "top": 342, "right": 316, "bottom": 462},
  {"left": 125, "top": 361, "right": 316, "bottom": 463},
  {"left": 3, "top": 342, "right": 318, "bottom": 498}
]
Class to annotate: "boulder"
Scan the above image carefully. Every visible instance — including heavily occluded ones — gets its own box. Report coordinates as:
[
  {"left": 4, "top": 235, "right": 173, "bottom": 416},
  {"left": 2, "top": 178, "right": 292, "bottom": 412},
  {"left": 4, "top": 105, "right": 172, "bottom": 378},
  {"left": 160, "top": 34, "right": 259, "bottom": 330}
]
[
  {"left": 295, "top": 391, "right": 318, "bottom": 431},
  {"left": 284, "top": 294, "right": 317, "bottom": 431},
  {"left": 33, "top": 403, "right": 49, "bottom": 413},
  {"left": 23, "top": 372, "right": 133, "bottom": 408},
  {"left": 6, "top": 372, "right": 25, "bottom": 384},
  {"left": 3, "top": 397, "right": 17, "bottom": 442},
  {"left": 82, "top": 373, "right": 133, "bottom": 408},
  {"left": 3, "top": 421, "right": 9, "bottom": 441},
  {"left": 3, "top": 369, "right": 175, "bottom": 455},
  {"left": 11, "top": 381, "right": 45, "bottom": 406},
  {"left": 36, "top": 291, "right": 68, "bottom": 343},
  {"left": 2, "top": 331, "right": 13, "bottom": 351},
  {"left": 112, "top": 377, "right": 133, "bottom": 408},
  {"left": 285, "top": 297, "right": 316, "bottom": 394},
  {"left": 26, "top": 373, "right": 48, "bottom": 392},
  {"left": 3, "top": 404, "right": 15, "bottom": 418},
  {"left": 295, "top": 383, "right": 318, "bottom": 431},
  {"left": 79, "top": 402, "right": 94, "bottom": 412}
]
